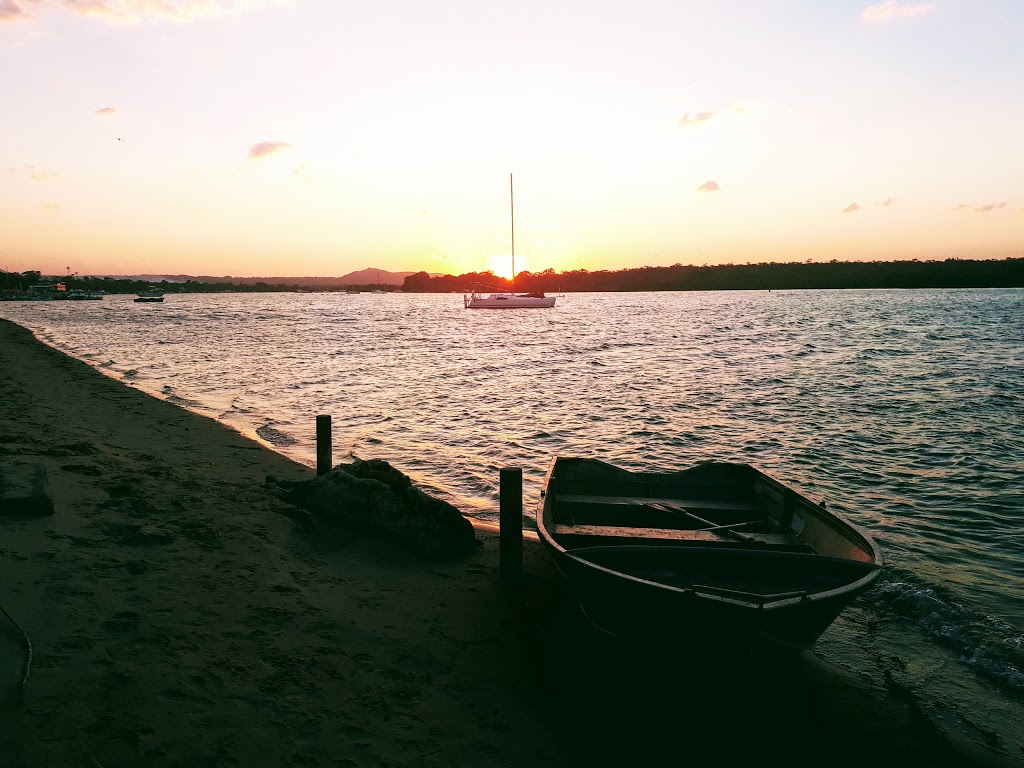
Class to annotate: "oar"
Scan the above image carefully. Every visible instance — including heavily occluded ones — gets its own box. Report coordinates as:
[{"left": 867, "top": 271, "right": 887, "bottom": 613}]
[{"left": 644, "top": 502, "right": 755, "bottom": 542}]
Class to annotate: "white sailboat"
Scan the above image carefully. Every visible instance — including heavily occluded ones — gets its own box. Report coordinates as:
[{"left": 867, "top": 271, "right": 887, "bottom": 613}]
[{"left": 464, "top": 175, "right": 556, "bottom": 309}]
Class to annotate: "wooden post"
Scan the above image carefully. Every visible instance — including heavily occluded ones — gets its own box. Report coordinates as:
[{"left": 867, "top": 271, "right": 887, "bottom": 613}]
[
  {"left": 316, "top": 415, "right": 332, "bottom": 476},
  {"left": 499, "top": 467, "right": 523, "bottom": 584}
]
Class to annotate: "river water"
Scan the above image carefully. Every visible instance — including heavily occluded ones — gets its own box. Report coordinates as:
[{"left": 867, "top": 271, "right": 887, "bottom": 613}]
[{"left": 2, "top": 288, "right": 1022, "bottom": 754}]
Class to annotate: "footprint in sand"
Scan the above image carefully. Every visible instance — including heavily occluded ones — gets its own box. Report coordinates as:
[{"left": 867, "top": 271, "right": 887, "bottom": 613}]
[
  {"left": 61, "top": 463, "right": 104, "bottom": 476},
  {"left": 105, "top": 611, "right": 141, "bottom": 632}
]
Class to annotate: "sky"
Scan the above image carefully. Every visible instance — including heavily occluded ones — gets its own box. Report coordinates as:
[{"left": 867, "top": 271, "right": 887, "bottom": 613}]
[{"left": 2, "top": 0, "right": 1023, "bottom": 279}]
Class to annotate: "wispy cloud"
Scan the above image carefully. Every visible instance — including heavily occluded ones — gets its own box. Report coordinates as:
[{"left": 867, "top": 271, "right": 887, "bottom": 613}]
[
  {"left": 697, "top": 180, "right": 720, "bottom": 192},
  {"left": 877, "top": 197, "right": 896, "bottom": 207},
  {"left": 95, "top": 106, "right": 117, "bottom": 115},
  {"left": 863, "top": 1, "right": 937, "bottom": 22},
  {"left": 951, "top": 203, "right": 971, "bottom": 211},
  {"left": 40, "top": 203, "right": 61, "bottom": 211},
  {"left": 975, "top": 202, "right": 1007, "bottom": 213},
  {"left": 1, "top": 0, "right": 289, "bottom": 24},
  {"left": 248, "top": 140, "right": 291, "bottom": 160},
  {"left": 678, "top": 112, "right": 716, "bottom": 127},
  {"left": 0, "top": 0, "right": 34, "bottom": 22},
  {"left": 843, "top": 203, "right": 861, "bottom": 213},
  {"left": 10, "top": 164, "right": 58, "bottom": 180}
]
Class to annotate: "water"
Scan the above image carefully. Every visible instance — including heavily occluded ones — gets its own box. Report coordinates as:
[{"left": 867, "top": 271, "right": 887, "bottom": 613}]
[{"left": 3, "top": 288, "right": 1022, "bottom": 749}]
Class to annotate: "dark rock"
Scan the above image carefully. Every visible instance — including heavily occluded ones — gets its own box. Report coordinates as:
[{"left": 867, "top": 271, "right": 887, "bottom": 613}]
[
  {"left": 273, "top": 459, "right": 477, "bottom": 559},
  {"left": 0, "top": 462, "right": 55, "bottom": 517}
]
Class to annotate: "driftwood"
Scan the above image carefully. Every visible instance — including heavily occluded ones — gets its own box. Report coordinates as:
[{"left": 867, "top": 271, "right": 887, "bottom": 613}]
[{"left": 271, "top": 459, "right": 477, "bottom": 559}]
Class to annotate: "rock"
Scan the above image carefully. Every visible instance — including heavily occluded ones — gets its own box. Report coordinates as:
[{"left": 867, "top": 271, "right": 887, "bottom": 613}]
[
  {"left": 0, "top": 462, "right": 55, "bottom": 517},
  {"left": 273, "top": 459, "right": 477, "bottom": 559}
]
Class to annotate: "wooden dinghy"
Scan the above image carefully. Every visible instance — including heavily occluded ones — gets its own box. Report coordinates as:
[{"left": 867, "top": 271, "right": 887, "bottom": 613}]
[{"left": 536, "top": 457, "right": 883, "bottom": 652}]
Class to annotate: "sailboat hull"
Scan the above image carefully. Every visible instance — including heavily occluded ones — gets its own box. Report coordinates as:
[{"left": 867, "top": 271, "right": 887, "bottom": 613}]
[{"left": 465, "top": 293, "right": 556, "bottom": 308}]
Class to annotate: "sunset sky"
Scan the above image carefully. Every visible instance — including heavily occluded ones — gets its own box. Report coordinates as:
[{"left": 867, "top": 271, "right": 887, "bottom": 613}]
[{"left": 2, "top": 0, "right": 1022, "bottom": 279}]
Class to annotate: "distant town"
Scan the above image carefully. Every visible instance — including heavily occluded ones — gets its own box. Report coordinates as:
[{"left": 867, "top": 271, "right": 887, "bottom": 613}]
[{"left": 2, "top": 257, "right": 1022, "bottom": 298}]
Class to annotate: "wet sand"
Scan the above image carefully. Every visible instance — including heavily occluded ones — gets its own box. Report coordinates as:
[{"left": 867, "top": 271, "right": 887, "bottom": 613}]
[{"left": 1, "top": 317, "right": 1019, "bottom": 768}]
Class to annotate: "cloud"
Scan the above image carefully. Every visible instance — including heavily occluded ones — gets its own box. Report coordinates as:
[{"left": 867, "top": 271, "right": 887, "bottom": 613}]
[
  {"left": 877, "top": 197, "right": 896, "bottom": 207},
  {"left": 40, "top": 203, "right": 61, "bottom": 211},
  {"left": 863, "top": 1, "right": 936, "bottom": 22},
  {"left": 678, "top": 111, "right": 716, "bottom": 127},
  {"left": 0, "top": 0, "right": 35, "bottom": 22},
  {"left": 696, "top": 180, "right": 720, "bottom": 192},
  {"left": 975, "top": 202, "right": 1007, "bottom": 213},
  {"left": 843, "top": 203, "right": 861, "bottom": 213},
  {"left": 951, "top": 203, "right": 971, "bottom": 211},
  {"left": 9, "top": 164, "right": 58, "bottom": 179},
  {"left": 1, "top": 0, "right": 288, "bottom": 24},
  {"left": 248, "top": 140, "right": 291, "bottom": 159},
  {"left": 95, "top": 106, "right": 117, "bottom": 115}
]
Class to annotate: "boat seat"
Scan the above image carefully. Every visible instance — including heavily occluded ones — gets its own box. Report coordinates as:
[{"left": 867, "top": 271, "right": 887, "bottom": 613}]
[
  {"left": 552, "top": 524, "right": 808, "bottom": 550},
  {"left": 557, "top": 494, "right": 760, "bottom": 513}
]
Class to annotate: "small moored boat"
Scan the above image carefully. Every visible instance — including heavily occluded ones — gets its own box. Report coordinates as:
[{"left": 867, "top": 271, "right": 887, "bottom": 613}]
[
  {"left": 536, "top": 457, "right": 883, "bottom": 652},
  {"left": 67, "top": 289, "right": 105, "bottom": 300},
  {"left": 464, "top": 283, "right": 555, "bottom": 308},
  {"left": 134, "top": 287, "right": 165, "bottom": 303}
]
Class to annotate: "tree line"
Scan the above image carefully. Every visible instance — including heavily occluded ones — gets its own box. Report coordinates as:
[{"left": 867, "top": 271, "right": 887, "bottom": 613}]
[
  {"left": 402, "top": 257, "right": 1024, "bottom": 293},
  {"left": 0, "top": 272, "right": 381, "bottom": 294},
  {"left": 3, "top": 257, "right": 1022, "bottom": 296}
]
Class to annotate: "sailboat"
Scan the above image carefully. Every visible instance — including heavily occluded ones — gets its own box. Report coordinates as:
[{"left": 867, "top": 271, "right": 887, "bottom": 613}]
[
  {"left": 371, "top": 269, "right": 386, "bottom": 294},
  {"left": 464, "top": 175, "right": 556, "bottom": 309}
]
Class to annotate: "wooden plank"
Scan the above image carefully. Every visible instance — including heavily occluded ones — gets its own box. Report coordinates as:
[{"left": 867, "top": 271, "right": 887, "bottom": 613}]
[
  {"left": 552, "top": 524, "right": 807, "bottom": 549},
  {"left": 554, "top": 523, "right": 701, "bottom": 541},
  {"left": 558, "top": 493, "right": 759, "bottom": 512}
]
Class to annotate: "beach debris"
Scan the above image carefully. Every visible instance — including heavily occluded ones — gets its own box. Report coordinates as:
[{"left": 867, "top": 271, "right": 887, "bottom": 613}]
[
  {"left": 271, "top": 458, "right": 477, "bottom": 559},
  {"left": 0, "top": 462, "right": 55, "bottom": 517}
]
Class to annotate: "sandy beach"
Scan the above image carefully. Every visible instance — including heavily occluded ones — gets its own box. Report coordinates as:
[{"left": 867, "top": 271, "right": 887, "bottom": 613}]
[{"left": 2, "top": 317, "right": 1020, "bottom": 768}]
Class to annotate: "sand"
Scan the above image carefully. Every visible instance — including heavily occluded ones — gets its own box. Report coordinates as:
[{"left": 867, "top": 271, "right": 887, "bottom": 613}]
[{"left": 1, "top": 317, "right": 1020, "bottom": 768}]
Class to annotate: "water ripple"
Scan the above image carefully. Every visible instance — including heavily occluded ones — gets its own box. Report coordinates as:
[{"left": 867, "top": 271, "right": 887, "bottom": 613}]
[{"left": 3, "top": 288, "right": 1022, "bottom": 645}]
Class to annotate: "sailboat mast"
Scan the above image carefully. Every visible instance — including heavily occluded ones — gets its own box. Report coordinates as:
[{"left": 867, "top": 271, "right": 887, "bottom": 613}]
[{"left": 509, "top": 173, "right": 515, "bottom": 290}]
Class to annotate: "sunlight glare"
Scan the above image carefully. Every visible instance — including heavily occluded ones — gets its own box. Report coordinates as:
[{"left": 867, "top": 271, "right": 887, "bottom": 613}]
[{"left": 487, "top": 252, "right": 514, "bottom": 280}]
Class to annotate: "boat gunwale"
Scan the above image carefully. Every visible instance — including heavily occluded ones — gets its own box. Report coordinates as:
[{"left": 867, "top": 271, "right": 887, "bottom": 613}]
[
  {"left": 557, "top": 543, "right": 882, "bottom": 610},
  {"left": 536, "top": 455, "right": 884, "bottom": 608}
]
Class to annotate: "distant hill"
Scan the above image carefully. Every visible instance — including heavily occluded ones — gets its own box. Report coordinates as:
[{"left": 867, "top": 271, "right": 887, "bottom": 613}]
[{"left": 96, "top": 269, "right": 420, "bottom": 287}]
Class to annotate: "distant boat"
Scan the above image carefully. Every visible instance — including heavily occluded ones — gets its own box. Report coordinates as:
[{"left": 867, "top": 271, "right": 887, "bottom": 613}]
[
  {"left": 67, "top": 289, "right": 104, "bottom": 300},
  {"left": 536, "top": 457, "right": 883, "bottom": 653},
  {"left": 25, "top": 282, "right": 64, "bottom": 300},
  {"left": 135, "top": 287, "right": 165, "bottom": 303},
  {"left": 464, "top": 175, "right": 556, "bottom": 309}
]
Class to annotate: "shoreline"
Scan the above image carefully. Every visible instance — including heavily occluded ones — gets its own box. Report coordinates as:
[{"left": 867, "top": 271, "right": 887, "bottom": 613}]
[
  {"left": 2, "top": 317, "right": 1020, "bottom": 767},
  {"left": 0, "top": 318, "right": 562, "bottom": 767}
]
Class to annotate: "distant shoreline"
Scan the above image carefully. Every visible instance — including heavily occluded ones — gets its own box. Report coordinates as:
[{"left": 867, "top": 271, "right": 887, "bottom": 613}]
[{"left": 3, "top": 256, "right": 1022, "bottom": 297}]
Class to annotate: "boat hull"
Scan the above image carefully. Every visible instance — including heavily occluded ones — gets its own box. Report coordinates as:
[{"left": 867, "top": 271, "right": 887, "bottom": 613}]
[
  {"left": 552, "top": 545, "right": 878, "bottom": 651},
  {"left": 536, "top": 457, "right": 882, "bottom": 652},
  {"left": 465, "top": 293, "right": 555, "bottom": 308}
]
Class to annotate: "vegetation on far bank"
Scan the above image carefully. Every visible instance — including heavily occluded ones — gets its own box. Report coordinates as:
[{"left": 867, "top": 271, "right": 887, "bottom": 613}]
[{"left": 2, "top": 256, "right": 1022, "bottom": 296}]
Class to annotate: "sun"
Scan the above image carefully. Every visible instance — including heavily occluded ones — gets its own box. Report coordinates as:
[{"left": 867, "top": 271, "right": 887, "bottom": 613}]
[{"left": 486, "top": 252, "right": 515, "bottom": 281}]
